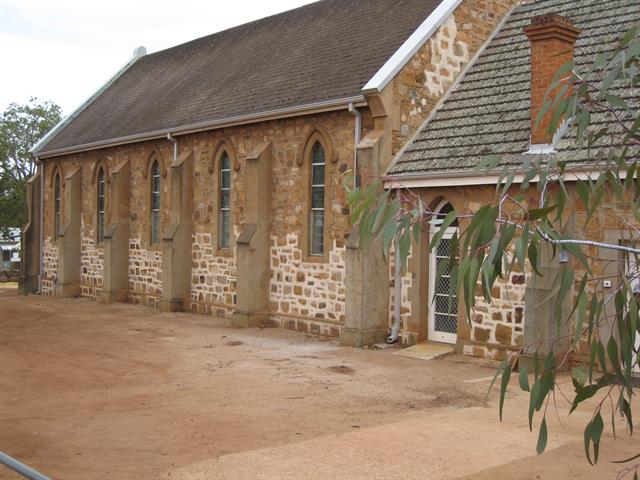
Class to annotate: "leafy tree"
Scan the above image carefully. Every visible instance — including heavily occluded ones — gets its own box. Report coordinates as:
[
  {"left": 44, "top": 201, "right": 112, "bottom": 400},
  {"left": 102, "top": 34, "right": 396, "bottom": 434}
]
[
  {"left": 0, "top": 98, "right": 62, "bottom": 236},
  {"left": 349, "top": 25, "right": 640, "bottom": 475}
]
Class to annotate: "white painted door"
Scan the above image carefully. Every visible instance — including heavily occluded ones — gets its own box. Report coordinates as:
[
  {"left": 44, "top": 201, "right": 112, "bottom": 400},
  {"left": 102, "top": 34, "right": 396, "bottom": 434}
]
[{"left": 428, "top": 227, "right": 458, "bottom": 344}]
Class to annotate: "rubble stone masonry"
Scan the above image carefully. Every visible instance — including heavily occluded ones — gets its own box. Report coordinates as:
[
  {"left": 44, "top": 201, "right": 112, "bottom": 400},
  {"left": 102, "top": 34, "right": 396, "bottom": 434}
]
[
  {"left": 41, "top": 238, "right": 58, "bottom": 296},
  {"left": 39, "top": 110, "right": 355, "bottom": 328},
  {"left": 80, "top": 216, "right": 104, "bottom": 299},
  {"left": 128, "top": 238, "right": 163, "bottom": 307},
  {"left": 190, "top": 232, "right": 237, "bottom": 318},
  {"left": 268, "top": 234, "right": 346, "bottom": 335},
  {"left": 464, "top": 257, "right": 528, "bottom": 361},
  {"left": 392, "top": 0, "right": 520, "bottom": 155}
]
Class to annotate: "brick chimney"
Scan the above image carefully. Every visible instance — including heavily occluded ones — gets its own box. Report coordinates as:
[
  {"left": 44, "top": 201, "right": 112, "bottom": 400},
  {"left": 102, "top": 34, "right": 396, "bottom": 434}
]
[{"left": 524, "top": 14, "right": 581, "bottom": 146}]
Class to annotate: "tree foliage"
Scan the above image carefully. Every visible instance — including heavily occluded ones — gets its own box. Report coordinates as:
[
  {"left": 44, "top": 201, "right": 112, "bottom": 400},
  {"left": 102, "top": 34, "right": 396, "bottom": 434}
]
[
  {"left": 0, "top": 98, "right": 62, "bottom": 236},
  {"left": 349, "top": 24, "right": 640, "bottom": 474}
]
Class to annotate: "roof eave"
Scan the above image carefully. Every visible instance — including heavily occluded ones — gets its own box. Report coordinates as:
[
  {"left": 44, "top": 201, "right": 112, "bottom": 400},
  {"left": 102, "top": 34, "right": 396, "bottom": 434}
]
[
  {"left": 35, "top": 95, "right": 367, "bottom": 159},
  {"left": 383, "top": 162, "right": 632, "bottom": 189}
]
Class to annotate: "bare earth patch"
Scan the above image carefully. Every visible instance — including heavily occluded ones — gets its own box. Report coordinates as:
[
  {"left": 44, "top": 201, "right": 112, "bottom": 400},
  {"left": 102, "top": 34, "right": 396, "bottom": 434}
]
[{"left": 0, "top": 289, "right": 638, "bottom": 480}]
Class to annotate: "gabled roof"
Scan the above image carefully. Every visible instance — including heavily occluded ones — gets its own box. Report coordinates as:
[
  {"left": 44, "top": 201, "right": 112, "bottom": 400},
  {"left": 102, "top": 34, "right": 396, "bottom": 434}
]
[
  {"left": 35, "top": 0, "right": 444, "bottom": 157},
  {"left": 388, "top": 0, "right": 640, "bottom": 178}
]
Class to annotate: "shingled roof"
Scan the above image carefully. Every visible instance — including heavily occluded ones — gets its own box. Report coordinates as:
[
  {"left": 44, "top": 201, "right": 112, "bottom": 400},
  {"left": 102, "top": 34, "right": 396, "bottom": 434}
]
[
  {"left": 388, "top": 0, "right": 640, "bottom": 177},
  {"left": 35, "top": 0, "right": 444, "bottom": 156}
]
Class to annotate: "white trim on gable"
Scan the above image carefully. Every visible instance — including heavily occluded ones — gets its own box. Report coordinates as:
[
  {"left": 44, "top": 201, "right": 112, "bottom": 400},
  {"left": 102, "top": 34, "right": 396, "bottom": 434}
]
[
  {"left": 31, "top": 46, "right": 147, "bottom": 155},
  {"left": 362, "top": 0, "right": 464, "bottom": 94}
]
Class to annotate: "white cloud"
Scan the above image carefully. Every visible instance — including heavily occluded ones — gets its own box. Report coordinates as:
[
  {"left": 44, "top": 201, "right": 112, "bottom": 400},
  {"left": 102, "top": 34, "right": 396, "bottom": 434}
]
[{"left": 0, "top": 0, "right": 316, "bottom": 113}]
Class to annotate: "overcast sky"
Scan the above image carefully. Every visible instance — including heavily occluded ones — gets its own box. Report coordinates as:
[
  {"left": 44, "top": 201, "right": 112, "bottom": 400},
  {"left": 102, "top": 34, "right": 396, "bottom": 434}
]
[{"left": 0, "top": 0, "right": 316, "bottom": 114}]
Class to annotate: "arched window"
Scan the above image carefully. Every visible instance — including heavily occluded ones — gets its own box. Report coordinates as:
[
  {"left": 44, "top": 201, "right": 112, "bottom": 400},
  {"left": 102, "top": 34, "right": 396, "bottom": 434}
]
[
  {"left": 150, "top": 160, "right": 161, "bottom": 245},
  {"left": 54, "top": 173, "right": 61, "bottom": 238},
  {"left": 97, "top": 167, "right": 106, "bottom": 243},
  {"left": 309, "top": 141, "right": 325, "bottom": 256},
  {"left": 219, "top": 152, "right": 232, "bottom": 249},
  {"left": 432, "top": 202, "right": 459, "bottom": 228}
]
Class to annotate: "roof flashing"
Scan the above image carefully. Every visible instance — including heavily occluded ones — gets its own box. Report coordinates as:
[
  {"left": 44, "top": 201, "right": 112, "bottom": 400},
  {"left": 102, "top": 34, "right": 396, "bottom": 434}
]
[
  {"left": 526, "top": 143, "right": 555, "bottom": 155},
  {"left": 525, "top": 118, "right": 569, "bottom": 155}
]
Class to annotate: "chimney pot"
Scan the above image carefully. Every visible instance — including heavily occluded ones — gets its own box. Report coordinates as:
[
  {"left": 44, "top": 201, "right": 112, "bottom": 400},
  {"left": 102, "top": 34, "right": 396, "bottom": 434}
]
[{"left": 524, "top": 14, "right": 581, "bottom": 146}]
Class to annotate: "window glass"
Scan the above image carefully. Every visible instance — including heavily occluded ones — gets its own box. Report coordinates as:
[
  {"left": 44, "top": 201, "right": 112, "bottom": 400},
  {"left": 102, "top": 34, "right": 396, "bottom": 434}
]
[
  {"left": 54, "top": 173, "right": 61, "bottom": 238},
  {"left": 219, "top": 152, "right": 232, "bottom": 249},
  {"left": 97, "top": 168, "right": 105, "bottom": 243},
  {"left": 151, "top": 161, "right": 161, "bottom": 244},
  {"left": 310, "top": 142, "right": 325, "bottom": 256}
]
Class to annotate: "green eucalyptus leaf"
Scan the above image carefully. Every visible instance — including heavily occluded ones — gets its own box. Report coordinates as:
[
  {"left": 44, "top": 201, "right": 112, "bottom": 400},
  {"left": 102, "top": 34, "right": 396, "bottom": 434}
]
[
  {"left": 499, "top": 358, "right": 512, "bottom": 422},
  {"left": 529, "top": 379, "right": 540, "bottom": 431},
  {"left": 519, "top": 365, "right": 530, "bottom": 392},
  {"left": 536, "top": 417, "right": 548, "bottom": 455},
  {"left": 572, "top": 367, "right": 587, "bottom": 387}
]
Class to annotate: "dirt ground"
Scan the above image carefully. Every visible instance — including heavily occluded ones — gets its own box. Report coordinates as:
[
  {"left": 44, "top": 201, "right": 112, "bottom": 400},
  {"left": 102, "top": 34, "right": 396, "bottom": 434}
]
[{"left": 1, "top": 287, "right": 638, "bottom": 480}]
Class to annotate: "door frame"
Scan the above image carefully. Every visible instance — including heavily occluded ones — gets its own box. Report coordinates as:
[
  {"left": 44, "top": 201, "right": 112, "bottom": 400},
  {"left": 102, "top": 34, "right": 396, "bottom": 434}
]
[
  {"left": 428, "top": 224, "right": 458, "bottom": 345},
  {"left": 626, "top": 250, "right": 640, "bottom": 374}
]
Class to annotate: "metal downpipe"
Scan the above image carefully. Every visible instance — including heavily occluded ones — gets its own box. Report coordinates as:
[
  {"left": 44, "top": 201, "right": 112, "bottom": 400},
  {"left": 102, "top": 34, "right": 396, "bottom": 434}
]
[
  {"left": 348, "top": 103, "right": 361, "bottom": 188},
  {"left": 388, "top": 240, "right": 402, "bottom": 344},
  {"left": 38, "top": 157, "right": 43, "bottom": 294},
  {"left": 166, "top": 132, "right": 178, "bottom": 161}
]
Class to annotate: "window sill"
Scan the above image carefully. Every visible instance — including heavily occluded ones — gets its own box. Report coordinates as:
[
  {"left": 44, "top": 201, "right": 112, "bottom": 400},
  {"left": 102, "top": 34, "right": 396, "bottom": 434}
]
[
  {"left": 215, "top": 248, "right": 234, "bottom": 258},
  {"left": 303, "top": 253, "right": 329, "bottom": 264}
]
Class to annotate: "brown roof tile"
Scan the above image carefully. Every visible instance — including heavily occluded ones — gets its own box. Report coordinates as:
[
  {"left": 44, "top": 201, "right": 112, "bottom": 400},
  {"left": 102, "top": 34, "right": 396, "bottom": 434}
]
[{"left": 37, "top": 0, "right": 442, "bottom": 155}]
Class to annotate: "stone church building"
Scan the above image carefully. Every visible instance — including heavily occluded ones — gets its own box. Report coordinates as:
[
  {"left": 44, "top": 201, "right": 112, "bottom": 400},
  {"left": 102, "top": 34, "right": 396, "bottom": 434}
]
[{"left": 27, "top": 0, "right": 631, "bottom": 361}]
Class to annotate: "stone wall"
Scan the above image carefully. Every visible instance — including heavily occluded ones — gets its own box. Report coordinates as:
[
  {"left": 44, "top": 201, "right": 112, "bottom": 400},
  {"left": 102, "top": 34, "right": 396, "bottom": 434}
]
[
  {"left": 80, "top": 216, "right": 104, "bottom": 299},
  {"left": 268, "top": 233, "right": 346, "bottom": 334},
  {"left": 464, "top": 257, "right": 527, "bottom": 361},
  {"left": 190, "top": 232, "right": 237, "bottom": 317},
  {"left": 38, "top": 109, "right": 355, "bottom": 330},
  {"left": 41, "top": 238, "right": 58, "bottom": 295},
  {"left": 391, "top": 0, "right": 520, "bottom": 155},
  {"left": 395, "top": 185, "right": 530, "bottom": 359},
  {"left": 128, "top": 238, "right": 163, "bottom": 307},
  {"left": 397, "top": 182, "right": 640, "bottom": 362}
]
